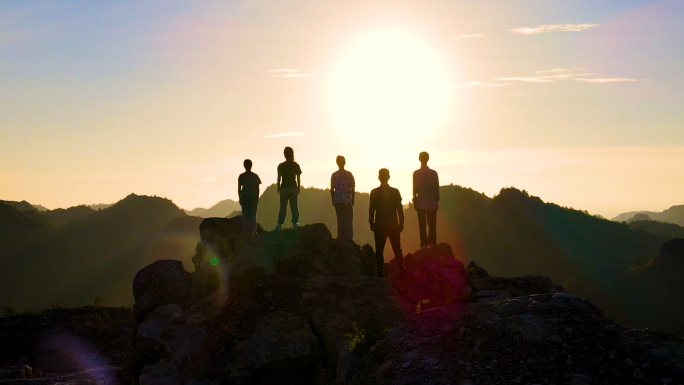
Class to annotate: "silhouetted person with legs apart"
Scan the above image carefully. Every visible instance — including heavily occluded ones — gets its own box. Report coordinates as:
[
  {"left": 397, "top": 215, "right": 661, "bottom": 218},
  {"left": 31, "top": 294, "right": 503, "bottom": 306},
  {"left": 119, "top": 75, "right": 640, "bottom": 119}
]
[
  {"left": 331, "top": 155, "right": 355, "bottom": 241},
  {"left": 238, "top": 159, "right": 261, "bottom": 238},
  {"left": 369, "top": 168, "right": 406, "bottom": 277},
  {"left": 413, "top": 151, "right": 439, "bottom": 248},
  {"left": 276, "top": 146, "right": 301, "bottom": 231}
]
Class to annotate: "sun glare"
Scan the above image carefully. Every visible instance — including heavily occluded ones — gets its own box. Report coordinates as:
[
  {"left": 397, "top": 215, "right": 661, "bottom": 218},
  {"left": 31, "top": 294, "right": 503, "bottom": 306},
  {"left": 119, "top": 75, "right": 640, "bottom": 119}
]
[{"left": 328, "top": 31, "right": 452, "bottom": 148}]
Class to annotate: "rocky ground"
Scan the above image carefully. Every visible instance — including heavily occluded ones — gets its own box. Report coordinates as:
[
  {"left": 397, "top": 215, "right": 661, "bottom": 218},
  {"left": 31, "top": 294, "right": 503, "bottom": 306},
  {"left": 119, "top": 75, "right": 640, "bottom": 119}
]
[
  {"left": 0, "top": 306, "right": 133, "bottom": 385},
  {"left": 1, "top": 218, "right": 683, "bottom": 385}
]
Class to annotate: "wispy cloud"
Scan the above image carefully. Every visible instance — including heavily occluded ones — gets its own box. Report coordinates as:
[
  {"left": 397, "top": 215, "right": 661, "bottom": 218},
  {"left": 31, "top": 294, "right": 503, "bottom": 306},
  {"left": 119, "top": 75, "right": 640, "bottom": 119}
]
[
  {"left": 267, "top": 68, "right": 301, "bottom": 73},
  {"left": 265, "top": 132, "right": 304, "bottom": 138},
  {"left": 458, "top": 81, "right": 507, "bottom": 88},
  {"left": 267, "top": 68, "right": 312, "bottom": 78},
  {"left": 201, "top": 176, "right": 217, "bottom": 184},
  {"left": 576, "top": 78, "right": 644, "bottom": 83},
  {"left": 493, "top": 68, "right": 643, "bottom": 84},
  {"left": 276, "top": 73, "right": 312, "bottom": 78},
  {"left": 453, "top": 34, "right": 484, "bottom": 40},
  {"left": 494, "top": 77, "right": 553, "bottom": 83},
  {"left": 511, "top": 24, "right": 599, "bottom": 35}
]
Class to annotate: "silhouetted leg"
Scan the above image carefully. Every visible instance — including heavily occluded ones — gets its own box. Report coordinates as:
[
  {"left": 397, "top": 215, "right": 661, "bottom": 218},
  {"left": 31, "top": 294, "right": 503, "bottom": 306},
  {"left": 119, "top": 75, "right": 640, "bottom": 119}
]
[
  {"left": 278, "top": 191, "right": 288, "bottom": 224},
  {"left": 248, "top": 202, "right": 258, "bottom": 233},
  {"left": 334, "top": 203, "right": 344, "bottom": 239},
  {"left": 427, "top": 210, "right": 437, "bottom": 246},
  {"left": 374, "top": 230, "right": 388, "bottom": 277},
  {"left": 388, "top": 229, "right": 404, "bottom": 273},
  {"left": 240, "top": 204, "right": 249, "bottom": 234},
  {"left": 290, "top": 190, "right": 299, "bottom": 224},
  {"left": 417, "top": 208, "right": 428, "bottom": 247},
  {"left": 344, "top": 203, "right": 353, "bottom": 240}
]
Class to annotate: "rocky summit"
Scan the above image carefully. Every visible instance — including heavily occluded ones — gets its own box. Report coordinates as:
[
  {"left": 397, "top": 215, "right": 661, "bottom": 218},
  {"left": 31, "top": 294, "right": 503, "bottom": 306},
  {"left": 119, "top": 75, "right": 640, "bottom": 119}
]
[{"left": 1, "top": 217, "right": 684, "bottom": 385}]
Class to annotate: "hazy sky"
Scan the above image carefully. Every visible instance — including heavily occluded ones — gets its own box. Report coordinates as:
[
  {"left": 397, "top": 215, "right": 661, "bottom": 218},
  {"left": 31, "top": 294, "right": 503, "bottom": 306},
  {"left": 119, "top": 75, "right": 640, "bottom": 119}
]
[{"left": 1, "top": 0, "right": 683, "bottom": 218}]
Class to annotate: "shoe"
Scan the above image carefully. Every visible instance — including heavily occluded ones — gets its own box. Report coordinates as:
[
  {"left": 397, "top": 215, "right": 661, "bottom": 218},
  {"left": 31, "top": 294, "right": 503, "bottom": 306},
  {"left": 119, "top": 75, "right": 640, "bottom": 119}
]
[
  {"left": 292, "top": 223, "right": 300, "bottom": 230},
  {"left": 420, "top": 245, "right": 428, "bottom": 250},
  {"left": 275, "top": 223, "right": 282, "bottom": 231}
]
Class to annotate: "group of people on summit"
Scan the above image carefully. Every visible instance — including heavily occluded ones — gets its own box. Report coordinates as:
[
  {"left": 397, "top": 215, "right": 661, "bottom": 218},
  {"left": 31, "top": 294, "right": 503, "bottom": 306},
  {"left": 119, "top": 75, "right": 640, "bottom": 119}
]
[{"left": 237, "top": 146, "right": 440, "bottom": 277}]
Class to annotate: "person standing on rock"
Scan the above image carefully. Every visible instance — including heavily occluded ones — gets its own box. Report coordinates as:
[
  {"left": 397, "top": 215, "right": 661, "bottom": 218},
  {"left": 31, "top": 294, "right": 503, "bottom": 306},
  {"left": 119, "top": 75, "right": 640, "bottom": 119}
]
[
  {"left": 276, "top": 146, "right": 302, "bottom": 231},
  {"left": 413, "top": 151, "right": 439, "bottom": 249},
  {"left": 238, "top": 159, "right": 262, "bottom": 238},
  {"left": 330, "top": 155, "right": 355, "bottom": 241},
  {"left": 369, "top": 168, "right": 406, "bottom": 278}
]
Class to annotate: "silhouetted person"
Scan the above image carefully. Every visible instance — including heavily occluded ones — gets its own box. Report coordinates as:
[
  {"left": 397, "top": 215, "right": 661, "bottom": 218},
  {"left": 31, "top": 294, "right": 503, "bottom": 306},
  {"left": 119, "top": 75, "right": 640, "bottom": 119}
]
[
  {"left": 413, "top": 151, "right": 439, "bottom": 248},
  {"left": 330, "top": 155, "right": 355, "bottom": 241},
  {"left": 369, "top": 168, "right": 406, "bottom": 277},
  {"left": 276, "top": 146, "right": 301, "bottom": 231},
  {"left": 238, "top": 159, "right": 262, "bottom": 237}
]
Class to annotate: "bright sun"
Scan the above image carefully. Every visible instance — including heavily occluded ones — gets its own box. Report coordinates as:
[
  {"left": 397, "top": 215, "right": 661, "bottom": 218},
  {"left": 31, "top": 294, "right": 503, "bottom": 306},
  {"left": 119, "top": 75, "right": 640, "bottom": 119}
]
[{"left": 328, "top": 31, "right": 451, "bottom": 148}]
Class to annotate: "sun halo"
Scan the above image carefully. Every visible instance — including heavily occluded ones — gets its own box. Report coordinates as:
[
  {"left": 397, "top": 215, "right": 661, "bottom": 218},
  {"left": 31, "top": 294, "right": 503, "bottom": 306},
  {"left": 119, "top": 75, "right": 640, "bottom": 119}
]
[{"left": 328, "top": 31, "right": 452, "bottom": 149}]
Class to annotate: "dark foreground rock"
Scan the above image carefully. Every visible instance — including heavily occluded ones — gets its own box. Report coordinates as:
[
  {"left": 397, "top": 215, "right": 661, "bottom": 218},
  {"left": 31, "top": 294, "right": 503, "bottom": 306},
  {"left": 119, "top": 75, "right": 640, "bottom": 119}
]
[
  {"left": 4, "top": 221, "right": 684, "bottom": 385},
  {"left": 354, "top": 293, "right": 684, "bottom": 385},
  {"left": 0, "top": 307, "right": 133, "bottom": 385}
]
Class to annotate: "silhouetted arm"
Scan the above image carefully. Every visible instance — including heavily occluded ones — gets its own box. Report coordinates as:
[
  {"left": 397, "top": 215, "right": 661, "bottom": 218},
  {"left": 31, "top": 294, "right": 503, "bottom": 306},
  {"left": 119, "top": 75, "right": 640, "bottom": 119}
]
[
  {"left": 413, "top": 171, "right": 418, "bottom": 201},
  {"left": 296, "top": 173, "right": 301, "bottom": 192},
  {"left": 330, "top": 175, "right": 335, "bottom": 202},
  {"left": 435, "top": 171, "right": 440, "bottom": 203},
  {"left": 397, "top": 191, "right": 405, "bottom": 232},
  {"left": 351, "top": 173, "right": 355, "bottom": 206},
  {"left": 368, "top": 190, "right": 376, "bottom": 231},
  {"left": 277, "top": 172, "right": 282, "bottom": 194}
]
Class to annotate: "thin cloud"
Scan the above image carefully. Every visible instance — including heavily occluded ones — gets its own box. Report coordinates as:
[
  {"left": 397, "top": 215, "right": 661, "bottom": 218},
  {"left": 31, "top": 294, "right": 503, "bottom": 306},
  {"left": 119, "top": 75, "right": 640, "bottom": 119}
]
[
  {"left": 494, "top": 77, "right": 553, "bottom": 83},
  {"left": 511, "top": 24, "right": 599, "bottom": 35},
  {"left": 453, "top": 34, "right": 485, "bottom": 40},
  {"left": 458, "top": 81, "right": 507, "bottom": 88},
  {"left": 494, "top": 68, "right": 640, "bottom": 85},
  {"left": 267, "top": 68, "right": 313, "bottom": 78},
  {"left": 576, "top": 78, "right": 644, "bottom": 83},
  {"left": 275, "top": 73, "right": 312, "bottom": 78},
  {"left": 201, "top": 176, "right": 217, "bottom": 184},
  {"left": 267, "top": 68, "right": 301, "bottom": 73},
  {"left": 265, "top": 132, "right": 304, "bottom": 138}
]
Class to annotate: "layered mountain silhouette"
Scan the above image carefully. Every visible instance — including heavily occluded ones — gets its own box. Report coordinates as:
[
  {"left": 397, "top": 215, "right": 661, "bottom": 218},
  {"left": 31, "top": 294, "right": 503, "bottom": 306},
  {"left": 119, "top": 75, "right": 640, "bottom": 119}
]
[
  {"left": 1, "top": 186, "right": 684, "bottom": 336},
  {"left": 613, "top": 204, "right": 684, "bottom": 226},
  {"left": 0, "top": 194, "right": 200, "bottom": 310},
  {"left": 185, "top": 199, "right": 241, "bottom": 218}
]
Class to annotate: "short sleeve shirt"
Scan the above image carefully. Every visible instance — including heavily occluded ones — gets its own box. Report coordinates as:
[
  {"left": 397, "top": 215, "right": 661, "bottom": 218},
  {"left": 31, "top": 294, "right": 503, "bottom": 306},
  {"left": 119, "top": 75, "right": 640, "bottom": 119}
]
[
  {"left": 331, "top": 170, "right": 355, "bottom": 205},
  {"left": 238, "top": 171, "right": 262, "bottom": 197},
  {"left": 278, "top": 161, "right": 302, "bottom": 189}
]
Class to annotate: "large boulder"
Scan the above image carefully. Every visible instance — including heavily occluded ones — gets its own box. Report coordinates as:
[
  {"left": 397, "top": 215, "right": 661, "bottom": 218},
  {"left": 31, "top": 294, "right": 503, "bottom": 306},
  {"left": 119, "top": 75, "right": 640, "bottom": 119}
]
[
  {"left": 133, "top": 260, "right": 191, "bottom": 321},
  {"left": 389, "top": 243, "right": 470, "bottom": 307},
  {"left": 232, "top": 312, "right": 320, "bottom": 373},
  {"left": 196, "top": 217, "right": 265, "bottom": 267},
  {"left": 470, "top": 274, "right": 565, "bottom": 299}
]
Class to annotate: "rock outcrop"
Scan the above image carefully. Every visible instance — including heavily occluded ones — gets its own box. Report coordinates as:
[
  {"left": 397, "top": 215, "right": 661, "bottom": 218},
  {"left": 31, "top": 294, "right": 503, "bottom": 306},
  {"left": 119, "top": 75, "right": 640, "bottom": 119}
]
[{"left": 5, "top": 219, "right": 683, "bottom": 385}]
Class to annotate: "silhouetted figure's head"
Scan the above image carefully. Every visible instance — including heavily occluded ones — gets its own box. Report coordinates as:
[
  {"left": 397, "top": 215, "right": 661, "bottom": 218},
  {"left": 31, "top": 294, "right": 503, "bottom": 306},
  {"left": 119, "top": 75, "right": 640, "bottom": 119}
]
[
  {"left": 336, "top": 155, "right": 346, "bottom": 169},
  {"left": 284, "top": 146, "right": 294, "bottom": 161},
  {"left": 378, "top": 168, "right": 390, "bottom": 184},
  {"left": 419, "top": 151, "right": 429, "bottom": 166},
  {"left": 243, "top": 159, "right": 252, "bottom": 171}
]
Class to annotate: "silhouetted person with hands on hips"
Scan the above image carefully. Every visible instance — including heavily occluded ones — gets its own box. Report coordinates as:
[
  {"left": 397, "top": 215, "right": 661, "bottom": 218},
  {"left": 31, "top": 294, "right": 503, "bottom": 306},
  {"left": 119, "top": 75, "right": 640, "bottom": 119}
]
[
  {"left": 238, "top": 159, "right": 262, "bottom": 238},
  {"left": 330, "top": 155, "right": 355, "bottom": 241},
  {"left": 413, "top": 151, "right": 439, "bottom": 248},
  {"left": 369, "top": 168, "right": 406, "bottom": 278},
  {"left": 276, "top": 146, "right": 301, "bottom": 231}
]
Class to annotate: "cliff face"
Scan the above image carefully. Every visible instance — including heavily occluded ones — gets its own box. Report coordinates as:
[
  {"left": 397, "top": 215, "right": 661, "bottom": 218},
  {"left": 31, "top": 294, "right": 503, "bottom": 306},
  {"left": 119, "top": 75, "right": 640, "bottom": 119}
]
[{"left": 1, "top": 220, "right": 683, "bottom": 385}]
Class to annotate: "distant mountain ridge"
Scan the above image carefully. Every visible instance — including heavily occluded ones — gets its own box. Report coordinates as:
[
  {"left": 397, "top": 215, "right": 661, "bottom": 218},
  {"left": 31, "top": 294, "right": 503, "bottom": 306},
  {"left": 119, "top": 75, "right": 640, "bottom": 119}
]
[
  {"left": 0, "top": 200, "right": 48, "bottom": 212},
  {"left": 613, "top": 204, "right": 684, "bottom": 226},
  {"left": 185, "top": 199, "right": 241, "bottom": 218},
  {"left": 0, "top": 194, "right": 199, "bottom": 310}
]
